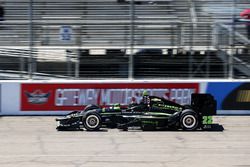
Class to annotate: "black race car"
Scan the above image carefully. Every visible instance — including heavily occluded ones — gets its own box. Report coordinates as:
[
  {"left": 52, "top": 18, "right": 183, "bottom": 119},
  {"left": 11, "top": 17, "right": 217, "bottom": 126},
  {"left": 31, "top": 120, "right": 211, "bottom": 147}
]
[{"left": 56, "top": 93, "right": 216, "bottom": 131}]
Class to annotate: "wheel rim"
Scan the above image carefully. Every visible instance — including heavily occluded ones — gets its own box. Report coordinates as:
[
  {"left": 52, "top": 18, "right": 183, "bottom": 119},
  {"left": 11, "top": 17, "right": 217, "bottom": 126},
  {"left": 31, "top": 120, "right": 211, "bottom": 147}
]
[
  {"left": 86, "top": 115, "right": 100, "bottom": 129},
  {"left": 182, "top": 115, "right": 196, "bottom": 128}
]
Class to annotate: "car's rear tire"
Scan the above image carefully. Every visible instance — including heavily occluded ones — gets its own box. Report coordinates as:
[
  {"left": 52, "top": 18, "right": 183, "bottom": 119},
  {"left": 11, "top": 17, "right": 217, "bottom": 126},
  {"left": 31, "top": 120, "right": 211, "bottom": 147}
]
[
  {"left": 180, "top": 110, "right": 198, "bottom": 131},
  {"left": 83, "top": 112, "right": 102, "bottom": 131}
]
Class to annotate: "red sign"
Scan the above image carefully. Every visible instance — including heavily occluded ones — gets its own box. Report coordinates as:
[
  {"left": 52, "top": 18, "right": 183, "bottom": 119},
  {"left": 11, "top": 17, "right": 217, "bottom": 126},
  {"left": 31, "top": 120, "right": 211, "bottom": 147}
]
[{"left": 21, "top": 83, "right": 199, "bottom": 111}]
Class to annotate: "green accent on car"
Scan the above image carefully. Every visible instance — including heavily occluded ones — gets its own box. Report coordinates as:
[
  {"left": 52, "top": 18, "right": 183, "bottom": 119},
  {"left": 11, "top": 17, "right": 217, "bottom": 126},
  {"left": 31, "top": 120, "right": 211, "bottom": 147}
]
[
  {"left": 101, "top": 112, "right": 121, "bottom": 115},
  {"left": 151, "top": 98, "right": 161, "bottom": 102},
  {"left": 146, "top": 112, "right": 171, "bottom": 116},
  {"left": 152, "top": 103, "right": 182, "bottom": 112},
  {"left": 202, "top": 116, "right": 213, "bottom": 124},
  {"left": 142, "top": 120, "right": 158, "bottom": 126}
]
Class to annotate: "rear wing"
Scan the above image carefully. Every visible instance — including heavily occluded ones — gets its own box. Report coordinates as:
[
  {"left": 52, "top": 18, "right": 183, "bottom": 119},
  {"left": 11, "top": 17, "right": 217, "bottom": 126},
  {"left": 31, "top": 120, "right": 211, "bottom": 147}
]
[{"left": 191, "top": 93, "right": 217, "bottom": 116}]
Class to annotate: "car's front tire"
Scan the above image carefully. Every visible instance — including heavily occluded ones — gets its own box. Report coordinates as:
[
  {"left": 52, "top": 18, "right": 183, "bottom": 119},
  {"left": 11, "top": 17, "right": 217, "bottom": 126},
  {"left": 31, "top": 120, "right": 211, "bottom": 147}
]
[
  {"left": 83, "top": 112, "right": 102, "bottom": 131},
  {"left": 180, "top": 110, "right": 198, "bottom": 131}
]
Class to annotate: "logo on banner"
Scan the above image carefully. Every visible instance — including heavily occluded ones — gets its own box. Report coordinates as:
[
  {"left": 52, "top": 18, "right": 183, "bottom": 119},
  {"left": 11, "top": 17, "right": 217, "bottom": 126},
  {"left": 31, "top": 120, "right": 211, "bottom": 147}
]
[
  {"left": 24, "top": 90, "right": 50, "bottom": 104},
  {"left": 222, "top": 83, "right": 250, "bottom": 110}
]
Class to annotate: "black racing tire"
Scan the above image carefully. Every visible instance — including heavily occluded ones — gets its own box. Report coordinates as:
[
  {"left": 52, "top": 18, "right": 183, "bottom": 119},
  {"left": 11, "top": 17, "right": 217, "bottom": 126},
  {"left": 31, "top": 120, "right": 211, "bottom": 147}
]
[
  {"left": 180, "top": 110, "right": 198, "bottom": 131},
  {"left": 84, "top": 104, "right": 99, "bottom": 112},
  {"left": 83, "top": 112, "right": 102, "bottom": 131}
]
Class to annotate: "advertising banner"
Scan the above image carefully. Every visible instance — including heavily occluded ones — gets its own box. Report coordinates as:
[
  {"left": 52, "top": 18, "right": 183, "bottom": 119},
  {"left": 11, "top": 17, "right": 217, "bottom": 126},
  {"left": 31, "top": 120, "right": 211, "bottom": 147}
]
[
  {"left": 21, "top": 83, "right": 199, "bottom": 111},
  {"left": 205, "top": 82, "right": 250, "bottom": 110}
]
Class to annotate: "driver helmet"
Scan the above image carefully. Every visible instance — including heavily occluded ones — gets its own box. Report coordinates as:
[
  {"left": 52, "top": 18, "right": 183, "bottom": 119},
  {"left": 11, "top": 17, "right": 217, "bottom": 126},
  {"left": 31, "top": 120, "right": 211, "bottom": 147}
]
[
  {"left": 142, "top": 90, "right": 149, "bottom": 96},
  {"left": 113, "top": 103, "right": 121, "bottom": 110}
]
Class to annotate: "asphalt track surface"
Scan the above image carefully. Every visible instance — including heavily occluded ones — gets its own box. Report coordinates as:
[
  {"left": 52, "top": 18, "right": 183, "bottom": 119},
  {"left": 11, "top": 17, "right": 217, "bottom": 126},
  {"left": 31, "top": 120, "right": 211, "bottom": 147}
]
[{"left": 0, "top": 116, "right": 250, "bottom": 167}]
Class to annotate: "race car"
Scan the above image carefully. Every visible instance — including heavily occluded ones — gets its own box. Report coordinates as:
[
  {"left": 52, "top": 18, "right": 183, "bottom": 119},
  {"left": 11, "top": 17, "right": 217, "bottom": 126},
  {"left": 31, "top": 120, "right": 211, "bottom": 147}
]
[{"left": 56, "top": 93, "right": 216, "bottom": 131}]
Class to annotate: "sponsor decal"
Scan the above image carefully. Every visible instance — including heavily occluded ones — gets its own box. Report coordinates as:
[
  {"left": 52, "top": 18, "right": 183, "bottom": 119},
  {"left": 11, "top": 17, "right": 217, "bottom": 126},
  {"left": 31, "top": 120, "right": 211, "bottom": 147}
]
[
  {"left": 142, "top": 120, "right": 159, "bottom": 125},
  {"left": 152, "top": 103, "right": 182, "bottom": 112},
  {"left": 21, "top": 83, "right": 199, "bottom": 111}
]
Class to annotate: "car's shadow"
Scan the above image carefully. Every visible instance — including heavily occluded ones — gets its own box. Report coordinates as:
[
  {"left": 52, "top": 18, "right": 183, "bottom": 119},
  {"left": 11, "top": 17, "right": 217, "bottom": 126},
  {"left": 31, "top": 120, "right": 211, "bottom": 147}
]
[
  {"left": 119, "top": 124, "right": 224, "bottom": 132},
  {"left": 56, "top": 128, "right": 109, "bottom": 132},
  {"left": 142, "top": 124, "right": 224, "bottom": 132},
  {"left": 56, "top": 124, "right": 224, "bottom": 132}
]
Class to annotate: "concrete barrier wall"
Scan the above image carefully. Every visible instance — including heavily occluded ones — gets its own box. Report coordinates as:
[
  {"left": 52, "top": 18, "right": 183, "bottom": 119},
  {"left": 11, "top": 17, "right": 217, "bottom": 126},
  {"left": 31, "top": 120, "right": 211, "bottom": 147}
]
[
  {"left": 0, "top": 81, "right": 250, "bottom": 115},
  {"left": 0, "top": 83, "right": 1, "bottom": 114},
  {"left": 1, "top": 82, "right": 20, "bottom": 115}
]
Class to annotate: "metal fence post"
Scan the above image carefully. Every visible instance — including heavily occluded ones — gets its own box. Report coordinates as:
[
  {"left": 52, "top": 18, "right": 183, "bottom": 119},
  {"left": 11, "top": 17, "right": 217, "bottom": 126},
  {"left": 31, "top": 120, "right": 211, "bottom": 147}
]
[
  {"left": 66, "top": 50, "right": 72, "bottom": 77},
  {"left": 75, "top": 49, "right": 80, "bottom": 78},
  {"left": 28, "top": 0, "right": 34, "bottom": 79},
  {"left": 189, "top": 23, "right": 194, "bottom": 78},
  {"left": 229, "top": 0, "right": 237, "bottom": 79},
  {"left": 129, "top": 0, "right": 135, "bottom": 80}
]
